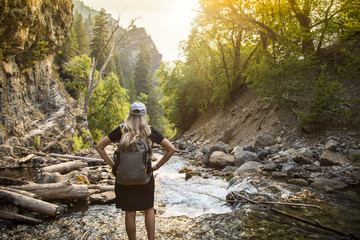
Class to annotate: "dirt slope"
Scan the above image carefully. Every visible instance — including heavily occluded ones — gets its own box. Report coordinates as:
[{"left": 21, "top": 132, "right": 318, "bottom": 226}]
[{"left": 185, "top": 88, "right": 301, "bottom": 148}]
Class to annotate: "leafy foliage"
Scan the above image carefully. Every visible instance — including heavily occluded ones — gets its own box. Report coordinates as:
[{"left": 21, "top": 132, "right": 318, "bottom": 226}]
[
  {"left": 72, "top": 129, "right": 91, "bottom": 152},
  {"left": 87, "top": 72, "right": 130, "bottom": 141},
  {"left": 296, "top": 67, "right": 348, "bottom": 126},
  {"left": 63, "top": 54, "right": 92, "bottom": 100},
  {"left": 157, "top": 0, "right": 360, "bottom": 132},
  {"left": 19, "top": 36, "right": 49, "bottom": 68}
]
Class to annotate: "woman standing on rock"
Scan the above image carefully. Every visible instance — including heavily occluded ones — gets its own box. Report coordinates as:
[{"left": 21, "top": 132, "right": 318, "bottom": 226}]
[{"left": 95, "top": 102, "right": 176, "bottom": 240}]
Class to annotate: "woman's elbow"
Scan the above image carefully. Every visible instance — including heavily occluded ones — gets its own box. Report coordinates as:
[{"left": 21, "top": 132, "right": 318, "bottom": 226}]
[{"left": 94, "top": 143, "right": 102, "bottom": 153}]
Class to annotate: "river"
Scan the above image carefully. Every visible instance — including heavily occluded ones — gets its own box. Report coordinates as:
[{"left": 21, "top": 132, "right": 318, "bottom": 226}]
[{"left": 1, "top": 155, "right": 360, "bottom": 239}]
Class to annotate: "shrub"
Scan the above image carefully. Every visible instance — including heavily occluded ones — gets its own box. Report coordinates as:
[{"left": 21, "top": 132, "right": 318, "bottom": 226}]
[{"left": 297, "top": 66, "right": 348, "bottom": 127}]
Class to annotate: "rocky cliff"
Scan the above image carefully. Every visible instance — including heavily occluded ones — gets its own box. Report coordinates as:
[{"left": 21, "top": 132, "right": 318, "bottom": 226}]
[{"left": 0, "top": 0, "right": 89, "bottom": 154}]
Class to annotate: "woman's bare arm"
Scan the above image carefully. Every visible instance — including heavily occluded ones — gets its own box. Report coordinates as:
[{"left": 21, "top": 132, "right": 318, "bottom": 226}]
[
  {"left": 152, "top": 138, "right": 176, "bottom": 171},
  {"left": 95, "top": 136, "right": 114, "bottom": 167}
]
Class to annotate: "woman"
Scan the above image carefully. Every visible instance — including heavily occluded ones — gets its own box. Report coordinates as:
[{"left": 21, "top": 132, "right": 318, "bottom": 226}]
[{"left": 95, "top": 102, "right": 176, "bottom": 240}]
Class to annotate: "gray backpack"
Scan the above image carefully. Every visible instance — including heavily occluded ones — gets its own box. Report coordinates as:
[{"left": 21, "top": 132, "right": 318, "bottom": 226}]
[{"left": 113, "top": 125, "right": 152, "bottom": 185}]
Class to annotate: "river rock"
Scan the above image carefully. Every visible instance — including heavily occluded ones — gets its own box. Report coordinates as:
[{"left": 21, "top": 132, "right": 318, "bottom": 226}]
[
  {"left": 320, "top": 150, "right": 348, "bottom": 166},
  {"left": 293, "top": 147, "right": 314, "bottom": 164},
  {"left": 87, "top": 170, "right": 102, "bottom": 184},
  {"left": 35, "top": 172, "right": 64, "bottom": 184},
  {"left": 209, "top": 151, "right": 235, "bottom": 169},
  {"left": 325, "top": 139, "right": 338, "bottom": 151},
  {"left": 310, "top": 177, "right": 348, "bottom": 191},
  {"left": 282, "top": 160, "right": 299, "bottom": 173},
  {"left": 272, "top": 171, "right": 288, "bottom": 178},
  {"left": 202, "top": 142, "right": 230, "bottom": 166},
  {"left": 179, "top": 141, "right": 190, "bottom": 150},
  {"left": 234, "top": 150, "right": 260, "bottom": 167},
  {"left": 210, "top": 141, "right": 230, "bottom": 154},
  {"left": 183, "top": 131, "right": 196, "bottom": 141},
  {"left": 89, "top": 191, "right": 116, "bottom": 204},
  {"left": 233, "top": 161, "right": 263, "bottom": 176},
  {"left": 262, "top": 162, "right": 277, "bottom": 171},
  {"left": 287, "top": 178, "right": 308, "bottom": 186},
  {"left": 254, "top": 133, "right": 275, "bottom": 148},
  {"left": 190, "top": 150, "right": 203, "bottom": 159},
  {"left": 185, "top": 144, "right": 196, "bottom": 152},
  {"left": 254, "top": 147, "right": 269, "bottom": 159},
  {"left": 0, "top": 144, "right": 13, "bottom": 157}
]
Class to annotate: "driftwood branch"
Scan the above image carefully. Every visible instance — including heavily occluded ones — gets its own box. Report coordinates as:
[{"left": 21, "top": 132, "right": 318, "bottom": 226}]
[
  {"left": 226, "top": 199, "right": 322, "bottom": 209},
  {"left": 0, "top": 188, "right": 60, "bottom": 216},
  {"left": 0, "top": 210, "right": 42, "bottom": 224},
  {"left": 233, "top": 192, "right": 355, "bottom": 238},
  {"left": 49, "top": 153, "right": 104, "bottom": 163}
]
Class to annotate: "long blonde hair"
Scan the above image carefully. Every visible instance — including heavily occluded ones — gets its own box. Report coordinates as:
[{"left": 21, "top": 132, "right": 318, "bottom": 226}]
[{"left": 119, "top": 114, "right": 152, "bottom": 152}]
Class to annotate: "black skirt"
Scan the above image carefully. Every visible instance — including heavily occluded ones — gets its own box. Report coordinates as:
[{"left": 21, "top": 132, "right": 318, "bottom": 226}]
[{"left": 115, "top": 174, "right": 154, "bottom": 211}]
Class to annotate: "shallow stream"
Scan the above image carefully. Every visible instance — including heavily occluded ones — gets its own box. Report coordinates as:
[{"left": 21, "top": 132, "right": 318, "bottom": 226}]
[{"left": 1, "top": 155, "right": 360, "bottom": 239}]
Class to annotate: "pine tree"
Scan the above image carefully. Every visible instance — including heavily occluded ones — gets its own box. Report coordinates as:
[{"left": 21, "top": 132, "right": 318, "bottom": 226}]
[
  {"left": 133, "top": 43, "right": 152, "bottom": 96},
  {"left": 55, "top": 27, "right": 78, "bottom": 66},
  {"left": 73, "top": 11, "right": 90, "bottom": 55},
  {"left": 85, "top": 14, "right": 93, "bottom": 40},
  {"left": 90, "top": 8, "right": 110, "bottom": 71},
  {"left": 113, "top": 50, "right": 125, "bottom": 87}
]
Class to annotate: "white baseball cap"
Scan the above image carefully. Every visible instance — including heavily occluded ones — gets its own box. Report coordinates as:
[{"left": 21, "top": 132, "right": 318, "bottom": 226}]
[{"left": 129, "top": 102, "right": 146, "bottom": 116}]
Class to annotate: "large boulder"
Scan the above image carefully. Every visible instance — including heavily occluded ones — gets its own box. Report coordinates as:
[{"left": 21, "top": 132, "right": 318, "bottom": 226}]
[
  {"left": 325, "top": 138, "right": 338, "bottom": 151},
  {"left": 202, "top": 141, "right": 229, "bottom": 166},
  {"left": 233, "top": 161, "right": 263, "bottom": 176},
  {"left": 254, "top": 133, "right": 276, "bottom": 148},
  {"left": 320, "top": 150, "right": 348, "bottom": 166},
  {"left": 234, "top": 150, "right": 260, "bottom": 167},
  {"left": 292, "top": 147, "right": 314, "bottom": 164},
  {"left": 310, "top": 177, "right": 348, "bottom": 191},
  {"left": 209, "top": 151, "right": 235, "bottom": 169}
]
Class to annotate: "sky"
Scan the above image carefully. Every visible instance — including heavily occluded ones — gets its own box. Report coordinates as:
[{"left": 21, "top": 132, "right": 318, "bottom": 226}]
[{"left": 81, "top": 0, "right": 200, "bottom": 62}]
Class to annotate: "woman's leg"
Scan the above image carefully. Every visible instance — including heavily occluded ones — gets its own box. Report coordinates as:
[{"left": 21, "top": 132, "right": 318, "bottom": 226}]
[
  {"left": 144, "top": 207, "right": 155, "bottom": 240},
  {"left": 125, "top": 211, "right": 136, "bottom": 240}
]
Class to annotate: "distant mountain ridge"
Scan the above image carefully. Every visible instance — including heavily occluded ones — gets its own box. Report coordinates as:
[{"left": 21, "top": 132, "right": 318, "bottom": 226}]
[{"left": 73, "top": 0, "right": 162, "bottom": 83}]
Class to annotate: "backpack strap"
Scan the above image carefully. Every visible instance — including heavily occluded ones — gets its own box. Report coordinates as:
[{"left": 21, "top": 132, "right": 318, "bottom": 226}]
[{"left": 138, "top": 139, "right": 151, "bottom": 173}]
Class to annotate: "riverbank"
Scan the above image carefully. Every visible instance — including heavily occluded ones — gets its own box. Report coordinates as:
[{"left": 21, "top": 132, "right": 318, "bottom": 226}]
[{"left": 1, "top": 153, "right": 360, "bottom": 239}]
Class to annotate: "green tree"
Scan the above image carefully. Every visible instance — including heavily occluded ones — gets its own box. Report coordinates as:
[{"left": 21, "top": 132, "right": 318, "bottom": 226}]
[
  {"left": 73, "top": 11, "right": 90, "bottom": 55},
  {"left": 62, "top": 54, "right": 92, "bottom": 100},
  {"left": 88, "top": 72, "right": 130, "bottom": 141},
  {"left": 54, "top": 27, "right": 78, "bottom": 68},
  {"left": 133, "top": 43, "right": 152, "bottom": 96},
  {"left": 90, "top": 8, "right": 110, "bottom": 71}
]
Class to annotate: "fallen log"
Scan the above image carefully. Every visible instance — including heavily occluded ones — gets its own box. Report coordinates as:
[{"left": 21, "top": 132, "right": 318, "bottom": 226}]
[
  {"left": 0, "top": 189, "right": 60, "bottom": 217},
  {"left": 42, "top": 160, "right": 88, "bottom": 174},
  {"left": 233, "top": 192, "right": 357, "bottom": 239},
  {"left": 0, "top": 186, "right": 37, "bottom": 199},
  {"left": 0, "top": 210, "right": 41, "bottom": 224},
  {"left": 14, "top": 181, "right": 89, "bottom": 200},
  {"left": 49, "top": 153, "right": 104, "bottom": 163},
  {"left": 19, "top": 154, "right": 36, "bottom": 163},
  {"left": 88, "top": 185, "right": 114, "bottom": 192}
]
